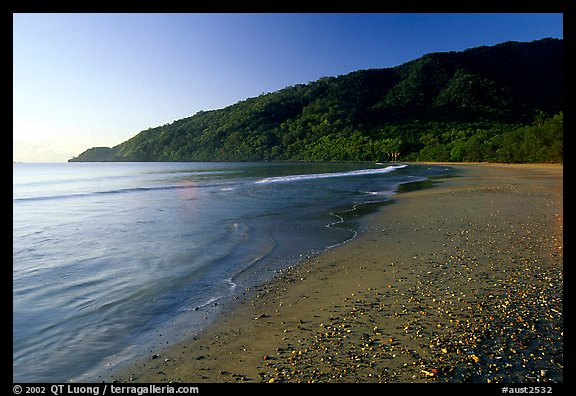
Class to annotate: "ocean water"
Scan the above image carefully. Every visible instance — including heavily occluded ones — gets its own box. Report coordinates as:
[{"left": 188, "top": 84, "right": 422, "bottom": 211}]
[{"left": 13, "top": 161, "right": 452, "bottom": 382}]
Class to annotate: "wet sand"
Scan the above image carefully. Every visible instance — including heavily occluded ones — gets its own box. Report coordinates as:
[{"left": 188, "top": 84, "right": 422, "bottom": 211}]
[{"left": 106, "top": 163, "right": 563, "bottom": 383}]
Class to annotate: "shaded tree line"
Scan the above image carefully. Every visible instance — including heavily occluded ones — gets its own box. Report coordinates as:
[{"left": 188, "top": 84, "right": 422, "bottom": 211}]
[{"left": 70, "top": 39, "right": 562, "bottom": 164}]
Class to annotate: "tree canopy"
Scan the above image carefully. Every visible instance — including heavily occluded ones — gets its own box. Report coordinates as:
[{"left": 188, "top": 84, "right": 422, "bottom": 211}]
[{"left": 70, "top": 38, "right": 562, "bottom": 164}]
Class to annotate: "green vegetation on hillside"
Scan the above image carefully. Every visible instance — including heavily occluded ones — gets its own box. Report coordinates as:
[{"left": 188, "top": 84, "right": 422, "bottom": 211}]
[{"left": 70, "top": 38, "right": 562, "bottom": 163}]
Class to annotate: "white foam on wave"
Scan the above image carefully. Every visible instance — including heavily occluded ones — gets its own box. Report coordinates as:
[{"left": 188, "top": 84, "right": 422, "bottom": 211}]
[
  {"left": 254, "top": 164, "right": 408, "bottom": 184},
  {"left": 190, "top": 296, "right": 221, "bottom": 310},
  {"left": 362, "top": 188, "right": 397, "bottom": 197}
]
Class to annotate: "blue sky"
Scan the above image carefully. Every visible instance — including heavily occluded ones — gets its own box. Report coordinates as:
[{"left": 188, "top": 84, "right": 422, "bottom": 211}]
[{"left": 13, "top": 13, "right": 563, "bottom": 162}]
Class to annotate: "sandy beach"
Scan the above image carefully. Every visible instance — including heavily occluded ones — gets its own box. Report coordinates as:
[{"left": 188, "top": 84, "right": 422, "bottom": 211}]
[{"left": 105, "top": 163, "right": 563, "bottom": 383}]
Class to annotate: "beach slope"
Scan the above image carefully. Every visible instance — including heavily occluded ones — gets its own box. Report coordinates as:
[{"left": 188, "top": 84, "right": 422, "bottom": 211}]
[{"left": 108, "top": 163, "right": 563, "bottom": 383}]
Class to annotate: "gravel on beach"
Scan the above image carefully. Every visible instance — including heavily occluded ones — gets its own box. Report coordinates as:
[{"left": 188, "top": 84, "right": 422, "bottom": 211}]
[{"left": 106, "top": 164, "right": 563, "bottom": 384}]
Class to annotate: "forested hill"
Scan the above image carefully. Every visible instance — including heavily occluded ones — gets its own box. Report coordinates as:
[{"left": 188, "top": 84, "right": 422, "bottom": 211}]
[{"left": 69, "top": 38, "right": 563, "bottom": 163}]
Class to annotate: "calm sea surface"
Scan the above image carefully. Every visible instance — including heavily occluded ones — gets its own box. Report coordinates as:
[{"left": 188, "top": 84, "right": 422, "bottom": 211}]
[{"left": 13, "top": 161, "right": 452, "bottom": 382}]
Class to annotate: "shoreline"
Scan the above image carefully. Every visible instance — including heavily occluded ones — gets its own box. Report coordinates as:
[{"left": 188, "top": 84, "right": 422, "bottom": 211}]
[{"left": 102, "top": 163, "right": 563, "bottom": 383}]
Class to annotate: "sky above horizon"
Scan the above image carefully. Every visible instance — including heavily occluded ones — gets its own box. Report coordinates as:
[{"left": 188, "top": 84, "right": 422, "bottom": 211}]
[{"left": 13, "top": 13, "right": 563, "bottom": 162}]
